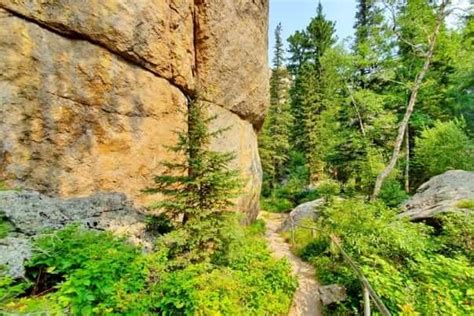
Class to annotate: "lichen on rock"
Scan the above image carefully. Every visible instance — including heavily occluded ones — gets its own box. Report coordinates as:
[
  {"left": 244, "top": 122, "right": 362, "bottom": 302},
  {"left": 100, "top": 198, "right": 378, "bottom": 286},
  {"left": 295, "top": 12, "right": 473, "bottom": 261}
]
[{"left": 0, "top": 190, "right": 147, "bottom": 278}]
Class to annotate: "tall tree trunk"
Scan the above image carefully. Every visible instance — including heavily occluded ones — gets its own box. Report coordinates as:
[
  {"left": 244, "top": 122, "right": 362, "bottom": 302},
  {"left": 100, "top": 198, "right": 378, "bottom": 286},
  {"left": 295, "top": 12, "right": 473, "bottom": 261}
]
[
  {"left": 372, "top": 1, "right": 447, "bottom": 199},
  {"left": 405, "top": 126, "right": 410, "bottom": 193}
]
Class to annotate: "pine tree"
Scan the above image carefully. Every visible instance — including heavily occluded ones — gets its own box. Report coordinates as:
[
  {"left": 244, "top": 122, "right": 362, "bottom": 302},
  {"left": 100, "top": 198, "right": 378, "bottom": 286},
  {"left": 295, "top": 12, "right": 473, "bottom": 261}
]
[
  {"left": 325, "top": 0, "right": 399, "bottom": 193},
  {"left": 353, "top": 0, "right": 386, "bottom": 89},
  {"left": 288, "top": 32, "right": 309, "bottom": 152},
  {"left": 272, "top": 22, "right": 285, "bottom": 70},
  {"left": 287, "top": 30, "right": 310, "bottom": 76},
  {"left": 297, "top": 2, "right": 336, "bottom": 183},
  {"left": 306, "top": 2, "right": 336, "bottom": 71},
  {"left": 259, "top": 23, "right": 293, "bottom": 191},
  {"left": 146, "top": 98, "right": 241, "bottom": 263}
]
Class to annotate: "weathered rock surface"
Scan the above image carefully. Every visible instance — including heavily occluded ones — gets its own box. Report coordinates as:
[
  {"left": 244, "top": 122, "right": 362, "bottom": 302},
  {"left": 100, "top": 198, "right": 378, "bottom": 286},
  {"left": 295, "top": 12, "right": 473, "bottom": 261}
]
[
  {"left": 0, "top": 1, "right": 269, "bottom": 220},
  {"left": 0, "top": 236, "right": 32, "bottom": 279},
  {"left": 400, "top": 170, "right": 474, "bottom": 220},
  {"left": 0, "top": 10, "right": 187, "bottom": 206},
  {"left": 195, "top": 0, "right": 269, "bottom": 128},
  {"left": 0, "top": 191, "right": 145, "bottom": 236},
  {"left": 319, "top": 284, "right": 347, "bottom": 306},
  {"left": 0, "top": 0, "right": 195, "bottom": 91},
  {"left": 280, "top": 199, "right": 325, "bottom": 232},
  {"left": 209, "top": 104, "right": 262, "bottom": 221},
  {"left": 0, "top": 190, "right": 147, "bottom": 278}
]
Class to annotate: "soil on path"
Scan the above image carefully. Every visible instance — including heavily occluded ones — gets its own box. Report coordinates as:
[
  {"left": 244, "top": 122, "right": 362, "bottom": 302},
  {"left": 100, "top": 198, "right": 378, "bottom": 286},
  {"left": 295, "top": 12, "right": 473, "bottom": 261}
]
[{"left": 260, "top": 211, "right": 323, "bottom": 316}]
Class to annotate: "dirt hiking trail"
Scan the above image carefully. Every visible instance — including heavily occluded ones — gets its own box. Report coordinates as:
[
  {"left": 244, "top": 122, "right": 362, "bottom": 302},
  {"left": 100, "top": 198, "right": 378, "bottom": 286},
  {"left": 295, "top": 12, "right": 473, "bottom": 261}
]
[{"left": 260, "top": 211, "right": 323, "bottom": 316}]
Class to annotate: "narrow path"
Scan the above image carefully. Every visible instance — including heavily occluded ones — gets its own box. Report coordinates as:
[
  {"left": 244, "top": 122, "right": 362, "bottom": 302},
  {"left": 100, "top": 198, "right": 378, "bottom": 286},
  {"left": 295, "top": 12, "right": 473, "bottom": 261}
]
[{"left": 260, "top": 212, "right": 323, "bottom": 316}]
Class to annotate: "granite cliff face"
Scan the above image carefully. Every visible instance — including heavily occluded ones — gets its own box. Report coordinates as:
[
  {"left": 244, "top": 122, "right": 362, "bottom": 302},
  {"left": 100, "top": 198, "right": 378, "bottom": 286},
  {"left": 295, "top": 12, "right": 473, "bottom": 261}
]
[{"left": 0, "top": 0, "right": 269, "bottom": 221}]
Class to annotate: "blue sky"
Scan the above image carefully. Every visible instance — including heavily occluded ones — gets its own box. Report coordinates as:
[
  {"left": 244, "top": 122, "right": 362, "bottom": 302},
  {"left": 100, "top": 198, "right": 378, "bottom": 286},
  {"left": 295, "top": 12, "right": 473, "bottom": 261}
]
[
  {"left": 268, "top": 0, "right": 471, "bottom": 62},
  {"left": 269, "top": 0, "right": 357, "bottom": 62}
]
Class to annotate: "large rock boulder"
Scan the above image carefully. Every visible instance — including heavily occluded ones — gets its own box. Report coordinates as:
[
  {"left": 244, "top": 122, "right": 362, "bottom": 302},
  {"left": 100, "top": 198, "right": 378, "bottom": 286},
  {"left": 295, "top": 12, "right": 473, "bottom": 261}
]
[
  {"left": 195, "top": 0, "right": 269, "bottom": 128},
  {"left": 0, "top": 190, "right": 146, "bottom": 278},
  {"left": 0, "top": 191, "right": 145, "bottom": 236},
  {"left": 0, "top": 0, "right": 195, "bottom": 91},
  {"left": 319, "top": 284, "right": 347, "bottom": 306},
  {"left": 0, "top": 1, "right": 269, "bottom": 221},
  {"left": 0, "top": 11, "right": 187, "bottom": 206},
  {"left": 280, "top": 199, "right": 325, "bottom": 232},
  {"left": 0, "top": 237, "right": 32, "bottom": 279},
  {"left": 400, "top": 170, "right": 474, "bottom": 220},
  {"left": 209, "top": 104, "right": 262, "bottom": 221}
]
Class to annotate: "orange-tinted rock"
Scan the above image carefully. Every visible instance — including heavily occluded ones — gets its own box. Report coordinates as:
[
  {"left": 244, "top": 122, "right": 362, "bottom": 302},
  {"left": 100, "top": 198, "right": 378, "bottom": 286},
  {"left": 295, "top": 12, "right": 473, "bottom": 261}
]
[
  {"left": 0, "top": 11, "right": 187, "bottom": 204},
  {"left": 195, "top": 0, "right": 269, "bottom": 129},
  {"left": 0, "top": 0, "right": 195, "bottom": 91},
  {"left": 0, "top": 1, "right": 269, "bottom": 220},
  {"left": 209, "top": 104, "right": 262, "bottom": 222}
]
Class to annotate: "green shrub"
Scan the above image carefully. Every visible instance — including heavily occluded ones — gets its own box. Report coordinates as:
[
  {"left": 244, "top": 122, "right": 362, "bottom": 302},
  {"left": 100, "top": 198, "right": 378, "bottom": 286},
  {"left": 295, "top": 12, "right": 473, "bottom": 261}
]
[
  {"left": 260, "top": 196, "right": 294, "bottom": 213},
  {"left": 456, "top": 199, "right": 474, "bottom": 210},
  {"left": 415, "top": 119, "right": 474, "bottom": 179},
  {"left": 274, "top": 176, "right": 308, "bottom": 201},
  {"left": 2, "top": 220, "right": 296, "bottom": 315},
  {"left": 379, "top": 179, "right": 409, "bottom": 207},
  {"left": 315, "top": 179, "right": 341, "bottom": 198},
  {"left": 262, "top": 178, "right": 341, "bottom": 213},
  {"left": 435, "top": 212, "right": 474, "bottom": 260},
  {"left": 0, "top": 275, "right": 30, "bottom": 304},
  {"left": 295, "top": 188, "right": 320, "bottom": 203},
  {"left": 292, "top": 198, "right": 473, "bottom": 315},
  {"left": 0, "top": 216, "right": 13, "bottom": 239},
  {"left": 26, "top": 226, "right": 156, "bottom": 315},
  {"left": 145, "top": 213, "right": 174, "bottom": 235}
]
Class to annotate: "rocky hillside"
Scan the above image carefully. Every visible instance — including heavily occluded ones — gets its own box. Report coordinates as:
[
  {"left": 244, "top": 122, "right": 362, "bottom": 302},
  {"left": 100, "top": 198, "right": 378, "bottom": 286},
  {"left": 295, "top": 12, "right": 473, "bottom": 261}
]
[{"left": 0, "top": 0, "right": 269, "bottom": 221}]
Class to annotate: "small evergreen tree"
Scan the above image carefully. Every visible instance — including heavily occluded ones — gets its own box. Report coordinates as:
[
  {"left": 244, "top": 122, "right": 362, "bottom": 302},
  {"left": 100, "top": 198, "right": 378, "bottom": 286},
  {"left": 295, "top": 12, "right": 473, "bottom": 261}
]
[{"left": 146, "top": 98, "right": 241, "bottom": 264}]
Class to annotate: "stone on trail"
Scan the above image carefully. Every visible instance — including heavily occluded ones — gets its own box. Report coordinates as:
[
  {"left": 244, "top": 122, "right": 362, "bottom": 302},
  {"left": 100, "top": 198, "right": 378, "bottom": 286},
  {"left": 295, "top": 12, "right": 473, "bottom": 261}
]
[
  {"left": 319, "top": 284, "right": 347, "bottom": 306},
  {"left": 280, "top": 198, "right": 325, "bottom": 232}
]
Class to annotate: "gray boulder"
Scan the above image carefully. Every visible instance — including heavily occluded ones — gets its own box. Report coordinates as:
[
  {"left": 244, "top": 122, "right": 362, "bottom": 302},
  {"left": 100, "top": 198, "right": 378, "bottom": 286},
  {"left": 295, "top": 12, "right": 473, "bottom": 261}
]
[
  {"left": 280, "top": 198, "right": 325, "bottom": 232},
  {"left": 0, "top": 237, "right": 32, "bottom": 279},
  {"left": 0, "top": 191, "right": 147, "bottom": 278},
  {"left": 319, "top": 284, "right": 347, "bottom": 305},
  {"left": 0, "top": 191, "right": 144, "bottom": 235},
  {"left": 400, "top": 170, "right": 474, "bottom": 220}
]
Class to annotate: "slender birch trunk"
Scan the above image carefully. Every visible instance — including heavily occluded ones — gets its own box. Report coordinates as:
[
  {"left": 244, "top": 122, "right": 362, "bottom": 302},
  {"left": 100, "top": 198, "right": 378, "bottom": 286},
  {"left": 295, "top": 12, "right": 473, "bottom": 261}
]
[
  {"left": 372, "top": 1, "right": 448, "bottom": 199},
  {"left": 405, "top": 126, "right": 410, "bottom": 193}
]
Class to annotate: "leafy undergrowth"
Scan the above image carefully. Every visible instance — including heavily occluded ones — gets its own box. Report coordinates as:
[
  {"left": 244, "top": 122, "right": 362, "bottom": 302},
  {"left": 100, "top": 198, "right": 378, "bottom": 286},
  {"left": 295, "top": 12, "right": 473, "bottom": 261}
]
[
  {"left": 290, "top": 198, "right": 473, "bottom": 315},
  {"left": 261, "top": 179, "right": 341, "bottom": 213},
  {"left": 1, "top": 219, "right": 297, "bottom": 315}
]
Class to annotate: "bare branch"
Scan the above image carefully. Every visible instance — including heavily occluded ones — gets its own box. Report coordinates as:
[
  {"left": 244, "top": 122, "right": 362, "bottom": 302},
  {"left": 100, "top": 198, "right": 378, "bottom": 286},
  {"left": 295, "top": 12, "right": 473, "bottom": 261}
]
[{"left": 345, "top": 82, "right": 367, "bottom": 137}]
